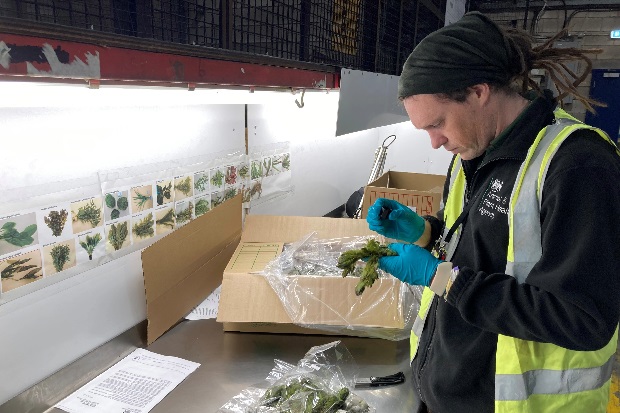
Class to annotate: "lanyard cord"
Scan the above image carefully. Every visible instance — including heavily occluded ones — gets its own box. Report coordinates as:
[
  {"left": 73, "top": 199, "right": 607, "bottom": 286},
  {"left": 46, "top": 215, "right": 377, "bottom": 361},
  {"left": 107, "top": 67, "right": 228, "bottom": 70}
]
[{"left": 444, "top": 188, "right": 484, "bottom": 243}]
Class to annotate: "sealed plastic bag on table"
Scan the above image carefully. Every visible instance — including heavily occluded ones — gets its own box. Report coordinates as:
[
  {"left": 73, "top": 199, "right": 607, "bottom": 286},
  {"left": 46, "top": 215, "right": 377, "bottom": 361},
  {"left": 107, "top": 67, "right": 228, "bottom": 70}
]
[
  {"left": 218, "top": 341, "right": 375, "bottom": 413},
  {"left": 261, "top": 233, "right": 422, "bottom": 341}
]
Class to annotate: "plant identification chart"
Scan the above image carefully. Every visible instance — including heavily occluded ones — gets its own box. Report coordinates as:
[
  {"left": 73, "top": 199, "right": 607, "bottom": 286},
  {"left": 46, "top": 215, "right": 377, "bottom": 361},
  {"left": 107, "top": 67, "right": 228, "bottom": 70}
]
[{"left": 55, "top": 349, "right": 199, "bottom": 413}]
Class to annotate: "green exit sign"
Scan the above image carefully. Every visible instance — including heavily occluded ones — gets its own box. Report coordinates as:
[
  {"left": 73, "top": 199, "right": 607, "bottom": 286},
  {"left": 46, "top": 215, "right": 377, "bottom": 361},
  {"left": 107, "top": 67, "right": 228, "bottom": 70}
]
[{"left": 611, "top": 30, "right": 620, "bottom": 39}]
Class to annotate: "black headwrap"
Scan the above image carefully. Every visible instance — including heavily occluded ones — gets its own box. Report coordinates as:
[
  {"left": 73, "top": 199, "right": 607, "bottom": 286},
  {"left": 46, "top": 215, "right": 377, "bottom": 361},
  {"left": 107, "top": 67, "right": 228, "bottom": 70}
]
[{"left": 398, "top": 12, "right": 526, "bottom": 99}]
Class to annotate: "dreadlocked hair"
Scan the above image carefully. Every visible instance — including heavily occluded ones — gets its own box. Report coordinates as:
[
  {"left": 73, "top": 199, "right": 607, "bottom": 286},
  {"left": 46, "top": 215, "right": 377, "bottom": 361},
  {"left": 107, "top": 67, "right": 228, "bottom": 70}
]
[{"left": 505, "top": 26, "right": 605, "bottom": 114}]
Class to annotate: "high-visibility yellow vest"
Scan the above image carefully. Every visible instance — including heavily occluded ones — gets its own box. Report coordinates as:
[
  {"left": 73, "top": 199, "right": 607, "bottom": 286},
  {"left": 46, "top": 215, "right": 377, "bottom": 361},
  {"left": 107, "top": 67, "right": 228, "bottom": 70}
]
[{"left": 410, "top": 108, "right": 620, "bottom": 412}]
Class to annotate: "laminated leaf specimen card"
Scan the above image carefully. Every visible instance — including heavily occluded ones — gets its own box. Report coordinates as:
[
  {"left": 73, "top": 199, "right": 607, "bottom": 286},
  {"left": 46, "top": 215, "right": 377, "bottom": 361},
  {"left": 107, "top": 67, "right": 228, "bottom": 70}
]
[
  {"left": 174, "top": 175, "right": 193, "bottom": 201},
  {"left": 103, "top": 190, "right": 130, "bottom": 221},
  {"left": 70, "top": 197, "right": 104, "bottom": 234},
  {"left": 174, "top": 200, "right": 193, "bottom": 228},
  {"left": 156, "top": 179, "right": 174, "bottom": 206},
  {"left": 154, "top": 206, "right": 175, "bottom": 236},
  {"left": 105, "top": 219, "right": 130, "bottom": 253},
  {"left": 131, "top": 212, "right": 155, "bottom": 242},
  {"left": 37, "top": 204, "right": 73, "bottom": 243},
  {"left": 0, "top": 248, "right": 43, "bottom": 293},
  {"left": 43, "top": 240, "right": 76, "bottom": 276},
  {"left": 76, "top": 229, "right": 105, "bottom": 262},
  {"left": 194, "top": 195, "right": 211, "bottom": 217},
  {"left": 0, "top": 212, "right": 39, "bottom": 256},
  {"left": 193, "top": 171, "right": 209, "bottom": 196},
  {"left": 130, "top": 184, "right": 154, "bottom": 212}
]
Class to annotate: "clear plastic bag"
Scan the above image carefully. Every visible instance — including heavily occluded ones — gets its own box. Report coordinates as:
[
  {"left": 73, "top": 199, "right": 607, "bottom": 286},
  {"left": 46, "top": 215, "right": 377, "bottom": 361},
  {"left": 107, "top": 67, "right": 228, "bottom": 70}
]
[
  {"left": 261, "top": 233, "right": 423, "bottom": 341},
  {"left": 218, "top": 341, "right": 375, "bottom": 413}
]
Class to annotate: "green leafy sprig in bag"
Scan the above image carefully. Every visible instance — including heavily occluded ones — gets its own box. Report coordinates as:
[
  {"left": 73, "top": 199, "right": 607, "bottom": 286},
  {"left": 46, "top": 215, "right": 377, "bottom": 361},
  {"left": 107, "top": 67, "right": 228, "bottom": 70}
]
[{"left": 337, "top": 239, "right": 396, "bottom": 296}]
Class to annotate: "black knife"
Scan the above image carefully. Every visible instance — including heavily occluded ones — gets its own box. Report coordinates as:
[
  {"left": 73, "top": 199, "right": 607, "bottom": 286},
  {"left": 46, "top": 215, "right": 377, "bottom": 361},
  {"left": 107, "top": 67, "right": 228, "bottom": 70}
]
[{"left": 355, "top": 371, "right": 405, "bottom": 388}]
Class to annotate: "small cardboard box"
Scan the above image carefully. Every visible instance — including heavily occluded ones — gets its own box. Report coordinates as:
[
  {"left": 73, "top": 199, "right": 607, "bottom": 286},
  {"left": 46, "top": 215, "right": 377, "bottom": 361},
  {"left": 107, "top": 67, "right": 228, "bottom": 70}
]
[
  {"left": 361, "top": 171, "right": 445, "bottom": 218},
  {"left": 216, "top": 215, "right": 405, "bottom": 338}
]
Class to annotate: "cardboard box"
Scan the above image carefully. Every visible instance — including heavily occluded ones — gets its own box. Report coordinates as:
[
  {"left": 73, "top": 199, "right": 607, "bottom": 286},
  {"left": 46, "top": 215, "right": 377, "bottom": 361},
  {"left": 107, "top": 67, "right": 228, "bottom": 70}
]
[
  {"left": 360, "top": 171, "right": 445, "bottom": 218},
  {"left": 216, "top": 215, "right": 405, "bottom": 338},
  {"left": 142, "top": 195, "right": 242, "bottom": 344}
]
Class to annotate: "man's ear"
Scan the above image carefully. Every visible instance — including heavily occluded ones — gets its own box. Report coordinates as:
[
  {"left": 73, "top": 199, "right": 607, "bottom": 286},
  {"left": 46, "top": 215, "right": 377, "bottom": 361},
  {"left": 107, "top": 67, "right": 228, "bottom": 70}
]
[{"left": 470, "top": 83, "right": 491, "bottom": 106}]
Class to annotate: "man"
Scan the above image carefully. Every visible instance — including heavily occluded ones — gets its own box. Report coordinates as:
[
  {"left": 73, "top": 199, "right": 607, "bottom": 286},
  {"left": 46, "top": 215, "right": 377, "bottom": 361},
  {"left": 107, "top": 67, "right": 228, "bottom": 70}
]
[{"left": 366, "top": 12, "right": 620, "bottom": 413}]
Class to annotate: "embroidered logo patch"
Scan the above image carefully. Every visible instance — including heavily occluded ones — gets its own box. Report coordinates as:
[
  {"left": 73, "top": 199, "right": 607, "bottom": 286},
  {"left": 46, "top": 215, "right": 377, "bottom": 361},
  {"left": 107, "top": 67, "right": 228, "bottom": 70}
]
[{"left": 478, "top": 178, "right": 509, "bottom": 220}]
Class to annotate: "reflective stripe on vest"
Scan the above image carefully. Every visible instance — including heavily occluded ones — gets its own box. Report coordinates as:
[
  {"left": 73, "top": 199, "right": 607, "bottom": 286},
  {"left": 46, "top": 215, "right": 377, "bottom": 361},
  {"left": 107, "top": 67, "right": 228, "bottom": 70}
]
[
  {"left": 410, "top": 157, "right": 466, "bottom": 363},
  {"left": 497, "top": 108, "right": 619, "bottom": 412}
]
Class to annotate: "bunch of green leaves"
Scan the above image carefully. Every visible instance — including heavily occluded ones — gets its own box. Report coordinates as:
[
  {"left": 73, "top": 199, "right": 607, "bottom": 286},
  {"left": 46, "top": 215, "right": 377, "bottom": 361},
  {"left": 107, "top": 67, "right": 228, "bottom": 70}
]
[
  {"left": 117, "top": 196, "right": 129, "bottom": 211},
  {"left": 133, "top": 213, "right": 154, "bottom": 239},
  {"left": 79, "top": 233, "right": 102, "bottom": 260},
  {"left": 251, "top": 160, "right": 263, "bottom": 180},
  {"left": 337, "top": 239, "right": 397, "bottom": 296},
  {"left": 195, "top": 199, "right": 210, "bottom": 217},
  {"left": 0, "top": 221, "right": 37, "bottom": 247},
  {"left": 194, "top": 174, "right": 209, "bottom": 192},
  {"left": 1, "top": 257, "right": 41, "bottom": 280},
  {"left": 176, "top": 177, "right": 192, "bottom": 196},
  {"left": 176, "top": 203, "right": 193, "bottom": 224},
  {"left": 50, "top": 244, "right": 71, "bottom": 272},
  {"left": 73, "top": 200, "right": 102, "bottom": 227},
  {"left": 44, "top": 209, "right": 68, "bottom": 237},
  {"left": 238, "top": 164, "right": 249, "bottom": 179},
  {"left": 282, "top": 153, "right": 291, "bottom": 170},
  {"left": 259, "top": 376, "right": 349, "bottom": 413},
  {"left": 157, "top": 182, "right": 172, "bottom": 205},
  {"left": 210, "top": 170, "right": 225, "bottom": 188},
  {"left": 133, "top": 189, "right": 152, "bottom": 211},
  {"left": 156, "top": 209, "right": 175, "bottom": 229},
  {"left": 109, "top": 221, "right": 128, "bottom": 250}
]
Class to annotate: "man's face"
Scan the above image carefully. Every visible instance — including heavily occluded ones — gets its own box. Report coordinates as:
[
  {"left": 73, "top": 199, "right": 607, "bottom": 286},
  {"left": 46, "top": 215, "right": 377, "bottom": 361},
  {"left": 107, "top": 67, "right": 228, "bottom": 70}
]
[{"left": 403, "top": 90, "right": 493, "bottom": 160}]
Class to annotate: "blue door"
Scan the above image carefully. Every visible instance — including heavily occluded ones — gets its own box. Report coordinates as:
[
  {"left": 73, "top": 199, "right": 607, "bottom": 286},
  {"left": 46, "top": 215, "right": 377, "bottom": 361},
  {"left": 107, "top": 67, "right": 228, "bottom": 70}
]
[{"left": 585, "top": 69, "right": 620, "bottom": 144}]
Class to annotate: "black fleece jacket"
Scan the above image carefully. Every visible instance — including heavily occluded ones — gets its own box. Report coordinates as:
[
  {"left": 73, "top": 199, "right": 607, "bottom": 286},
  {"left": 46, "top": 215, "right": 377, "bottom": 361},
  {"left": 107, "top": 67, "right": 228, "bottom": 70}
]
[{"left": 416, "top": 95, "right": 620, "bottom": 413}]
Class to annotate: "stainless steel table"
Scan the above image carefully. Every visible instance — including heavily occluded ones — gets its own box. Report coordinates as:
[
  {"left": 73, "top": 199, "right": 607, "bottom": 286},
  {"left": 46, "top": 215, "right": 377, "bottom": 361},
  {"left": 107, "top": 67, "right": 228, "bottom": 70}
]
[{"left": 146, "top": 319, "right": 420, "bottom": 412}]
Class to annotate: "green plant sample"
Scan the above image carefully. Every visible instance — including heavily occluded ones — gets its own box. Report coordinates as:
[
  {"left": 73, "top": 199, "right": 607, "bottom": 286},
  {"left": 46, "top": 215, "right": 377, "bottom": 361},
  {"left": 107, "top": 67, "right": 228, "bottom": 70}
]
[
  {"left": 117, "top": 196, "right": 129, "bottom": 211},
  {"left": 79, "top": 233, "right": 102, "bottom": 260},
  {"left": 73, "top": 200, "right": 102, "bottom": 227},
  {"left": 133, "top": 189, "right": 152, "bottom": 211},
  {"left": 156, "top": 182, "right": 172, "bottom": 205},
  {"left": 0, "top": 222, "right": 37, "bottom": 247},
  {"left": 110, "top": 209, "right": 120, "bottom": 220},
  {"left": 238, "top": 164, "right": 249, "bottom": 179},
  {"left": 105, "top": 193, "right": 116, "bottom": 209},
  {"left": 282, "top": 153, "right": 290, "bottom": 170},
  {"left": 176, "top": 177, "right": 192, "bottom": 196},
  {"left": 109, "top": 222, "right": 128, "bottom": 250},
  {"left": 156, "top": 209, "right": 175, "bottom": 229},
  {"left": 251, "top": 160, "right": 263, "bottom": 179},
  {"left": 1, "top": 258, "right": 40, "bottom": 279},
  {"left": 210, "top": 170, "right": 224, "bottom": 188},
  {"left": 133, "top": 213, "right": 154, "bottom": 239},
  {"left": 194, "top": 174, "right": 209, "bottom": 192},
  {"left": 176, "top": 203, "right": 193, "bottom": 224},
  {"left": 337, "top": 239, "right": 398, "bottom": 296},
  {"left": 44, "top": 209, "right": 68, "bottom": 236},
  {"left": 50, "top": 244, "right": 71, "bottom": 272},
  {"left": 258, "top": 376, "right": 350, "bottom": 412},
  {"left": 195, "top": 199, "right": 210, "bottom": 216}
]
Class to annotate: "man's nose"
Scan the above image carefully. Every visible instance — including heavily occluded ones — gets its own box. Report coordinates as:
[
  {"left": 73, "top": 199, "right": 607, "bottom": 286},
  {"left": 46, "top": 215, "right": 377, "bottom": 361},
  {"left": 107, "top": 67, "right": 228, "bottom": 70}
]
[{"left": 428, "top": 131, "right": 446, "bottom": 149}]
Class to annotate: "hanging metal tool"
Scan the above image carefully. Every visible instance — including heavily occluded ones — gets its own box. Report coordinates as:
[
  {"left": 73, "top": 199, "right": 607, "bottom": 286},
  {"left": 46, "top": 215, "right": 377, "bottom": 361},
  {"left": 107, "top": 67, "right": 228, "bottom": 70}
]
[{"left": 353, "top": 134, "right": 396, "bottom": 218}]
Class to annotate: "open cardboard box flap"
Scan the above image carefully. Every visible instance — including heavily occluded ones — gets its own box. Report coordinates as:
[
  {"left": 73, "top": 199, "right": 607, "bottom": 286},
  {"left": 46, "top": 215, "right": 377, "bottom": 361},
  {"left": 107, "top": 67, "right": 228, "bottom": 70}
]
[{"left": 142, "top": 195, "right": 242, "bottom": 344}]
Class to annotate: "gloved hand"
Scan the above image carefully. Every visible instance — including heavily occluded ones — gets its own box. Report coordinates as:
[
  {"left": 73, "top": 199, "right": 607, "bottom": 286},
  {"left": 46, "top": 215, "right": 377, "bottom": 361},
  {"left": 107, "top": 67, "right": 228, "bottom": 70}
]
[
  {"left": 366, "top": 198, "right": 426, "bottom": 243},
  {"left": 378, "top": 243, "right": 443, "bottom": 286}
]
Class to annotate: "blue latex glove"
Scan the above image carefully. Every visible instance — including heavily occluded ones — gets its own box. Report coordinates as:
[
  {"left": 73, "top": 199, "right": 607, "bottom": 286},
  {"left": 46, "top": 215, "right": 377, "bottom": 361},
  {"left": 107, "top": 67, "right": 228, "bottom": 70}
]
[
  {"left": 366, "top": 198, "right": 426, "bottom": 243},
  {"left": 378, "top": 243, "right": 443, "bottom": 286}
]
